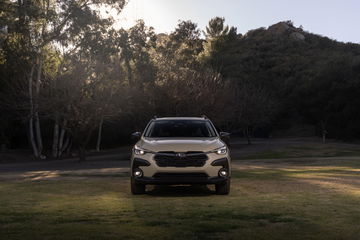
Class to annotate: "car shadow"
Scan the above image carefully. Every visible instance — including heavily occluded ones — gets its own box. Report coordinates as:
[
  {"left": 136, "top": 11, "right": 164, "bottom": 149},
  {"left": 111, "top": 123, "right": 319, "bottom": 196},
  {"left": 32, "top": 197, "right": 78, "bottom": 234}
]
[{"left": 146, "top": 184, "right": 214, "bottom": 197}]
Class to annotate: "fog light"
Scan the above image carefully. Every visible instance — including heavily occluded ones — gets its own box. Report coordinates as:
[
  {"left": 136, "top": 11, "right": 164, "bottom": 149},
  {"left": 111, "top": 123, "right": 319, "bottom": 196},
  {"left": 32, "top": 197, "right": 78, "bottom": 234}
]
[
  {"left": 133, "top": 168, "right": 143, "bottom": 178},
  {"left": 219, "top": 168, "right": 228, "bottom": 177}
]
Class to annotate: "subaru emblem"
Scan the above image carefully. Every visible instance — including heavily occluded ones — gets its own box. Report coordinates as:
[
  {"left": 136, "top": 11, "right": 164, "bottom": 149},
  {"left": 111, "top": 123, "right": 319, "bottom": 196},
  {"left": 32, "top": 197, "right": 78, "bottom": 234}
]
[{"left": 177, "top": 153, "right": 186, "bottom": 158}]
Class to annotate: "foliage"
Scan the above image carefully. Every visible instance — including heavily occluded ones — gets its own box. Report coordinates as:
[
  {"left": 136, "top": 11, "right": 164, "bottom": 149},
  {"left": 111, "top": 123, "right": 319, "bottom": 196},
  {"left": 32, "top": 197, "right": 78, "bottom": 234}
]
[{"left": 1, "top": 6, "right": 360, "bottom": 156}]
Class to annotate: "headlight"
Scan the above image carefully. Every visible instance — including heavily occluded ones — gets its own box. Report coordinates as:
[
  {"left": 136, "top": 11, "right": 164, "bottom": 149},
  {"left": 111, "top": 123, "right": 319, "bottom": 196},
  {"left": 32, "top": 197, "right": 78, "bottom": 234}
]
[
  {"left": 134, "top": 145, "right": 147, "bottom": 155},
  {"left": 213, "top": 146, "right": 227, "bottom": 155}
]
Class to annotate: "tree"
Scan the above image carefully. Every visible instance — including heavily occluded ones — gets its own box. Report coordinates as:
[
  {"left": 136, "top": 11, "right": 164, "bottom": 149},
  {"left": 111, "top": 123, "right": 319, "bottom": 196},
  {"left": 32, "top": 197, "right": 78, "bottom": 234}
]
[
  {"left": 229, "top": 83, "right": 278, "bottom": 144},
  {"left": 1, "top": 0, "right": 126, "bottom": 158},
  {"left": 204, "top": 17, "right": 230, "bottom": 39},
  {"left": 44, "top": 49, "right": 125, "bottom": 161},
  {"left": 3, "top": 13, "right": 360, "bottom": 156},
  {"left": 199, "top": 17, "right": 238, "bottom": 71}
]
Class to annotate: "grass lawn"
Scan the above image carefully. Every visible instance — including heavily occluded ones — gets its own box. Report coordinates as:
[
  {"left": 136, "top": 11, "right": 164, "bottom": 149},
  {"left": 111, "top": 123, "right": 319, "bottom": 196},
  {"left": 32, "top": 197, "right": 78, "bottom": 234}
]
[{"left": 1, "top": 158, "right": 360, "bottom": 239}]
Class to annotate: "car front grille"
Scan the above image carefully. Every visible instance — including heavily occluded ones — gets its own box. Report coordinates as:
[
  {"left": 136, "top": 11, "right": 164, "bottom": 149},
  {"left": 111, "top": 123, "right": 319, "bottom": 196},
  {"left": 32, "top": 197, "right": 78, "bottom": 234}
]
[
  {"left": 154, "top": 151, "right": 208, "bottom": 167},
  {"left": 153, "top": 172, "right": 208, "bottom": 179}
]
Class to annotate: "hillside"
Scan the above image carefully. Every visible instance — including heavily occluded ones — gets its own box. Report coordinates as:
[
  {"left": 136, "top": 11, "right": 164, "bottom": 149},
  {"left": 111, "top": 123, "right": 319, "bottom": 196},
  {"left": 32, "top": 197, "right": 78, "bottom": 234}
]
[{"left": 213, "top": 21, "right": 360, "bottom": 139}]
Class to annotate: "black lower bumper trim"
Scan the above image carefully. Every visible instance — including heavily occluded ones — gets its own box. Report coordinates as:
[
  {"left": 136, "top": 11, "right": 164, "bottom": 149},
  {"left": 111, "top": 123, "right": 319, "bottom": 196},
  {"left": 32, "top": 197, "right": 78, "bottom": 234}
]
[
  {"left": 133, "top": 158, "right": 151, "bottom": 168},
  {"left": 211, "top": 158, "right": 229, "bottom": 168},
  {"left": 133, "top": 176, "right": 229, "bottom": 185}
]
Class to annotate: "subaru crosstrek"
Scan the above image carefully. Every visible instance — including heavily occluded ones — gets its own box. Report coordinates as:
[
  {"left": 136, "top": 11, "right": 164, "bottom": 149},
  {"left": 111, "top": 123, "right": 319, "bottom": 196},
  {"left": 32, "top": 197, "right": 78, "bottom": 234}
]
[{"left": 130, "top": 116, "right": 231, "bottom": 195}]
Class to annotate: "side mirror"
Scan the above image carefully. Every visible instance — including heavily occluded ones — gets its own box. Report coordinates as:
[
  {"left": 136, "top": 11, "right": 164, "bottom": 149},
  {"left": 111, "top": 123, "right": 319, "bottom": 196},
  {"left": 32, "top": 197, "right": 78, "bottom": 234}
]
[
  {"left": 131, "top": 132, "right": 142, "bottom": 140},
  {"left": 219, "top": 132, "right": 230, "bottom": 137},
  {"left": 219, "top": 132, "right": 231, "bottom": 145}
]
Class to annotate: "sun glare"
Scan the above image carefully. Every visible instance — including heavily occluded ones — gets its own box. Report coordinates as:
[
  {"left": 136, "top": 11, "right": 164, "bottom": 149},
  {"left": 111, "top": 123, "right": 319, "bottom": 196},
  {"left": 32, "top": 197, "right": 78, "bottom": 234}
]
[
  {"left": 99, "top": 0, "right": 173, "bottom": 33},
  {"left": 99, "top": 0, "right": 147, "bottom": 30}
]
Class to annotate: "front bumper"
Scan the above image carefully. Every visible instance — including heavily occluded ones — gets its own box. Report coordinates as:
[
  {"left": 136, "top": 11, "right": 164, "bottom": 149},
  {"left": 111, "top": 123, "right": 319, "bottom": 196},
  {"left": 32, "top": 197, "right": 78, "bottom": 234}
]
[
  {"left": 133, "top": 176, "right": 229, "bottom": 185},
  {"left": 130, "top": 146, "right": 231, "bottom": 187}
]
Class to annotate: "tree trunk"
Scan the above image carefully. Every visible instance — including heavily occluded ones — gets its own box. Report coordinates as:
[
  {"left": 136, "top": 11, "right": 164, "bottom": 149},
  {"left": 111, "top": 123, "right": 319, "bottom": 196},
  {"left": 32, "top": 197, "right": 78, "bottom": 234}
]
[
  {"left": 34, "top": 112, "right": 43, "bottom": 155},
  {"left": 58, "top": 126, "right": 66, "bottom": 157},
  {"left": 59, "top": 135, "right": 70, "bottom": 157},
  {"left": 75, "top": 127, "right": 94, "bottom": 162},
  {"left": 65, "top": 137, "right": 72, "bottom": 156},
  {"left": 320, "top": 120, "right": 327, "bottom": 144},
  {"left": 52, "top": 60, "right": 64, "bottom": 158},
  {"left": 34, "top": 55, "right": 43, "bottom": 156},
  {"left": 244, "top": 127, "right": 252, "bottom": 145},
  {"left": 96, "top": 116, "right": 104, "bottom": 152},
  {"left": 28, "top": 64, "right": 39, "bottom": 158},
  {"left": 125, "top": 59, "right": 133, "bottom": 87},
  {"left": 78, "top": 146, "right": 86, "bottom": 162},
  {"left": 52, "top": 117, "right": 59, "bottom": 158},
  {"left": 29, "top": 117, "right": 39, "bottom": 157}
]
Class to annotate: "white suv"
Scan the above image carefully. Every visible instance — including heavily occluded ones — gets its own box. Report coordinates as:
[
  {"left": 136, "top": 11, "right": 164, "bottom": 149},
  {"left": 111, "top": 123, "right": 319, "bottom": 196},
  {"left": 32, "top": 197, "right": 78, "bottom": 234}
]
[{"left": 130, "top": 116, "right": 231, "bottom": 195}]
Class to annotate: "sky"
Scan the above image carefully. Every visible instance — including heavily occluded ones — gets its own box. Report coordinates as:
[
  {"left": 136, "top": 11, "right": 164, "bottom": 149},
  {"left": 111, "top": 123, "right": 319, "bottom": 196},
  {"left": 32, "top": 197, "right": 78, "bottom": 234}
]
[{"left": 111, "top": 0, "right": 360, "bottom": 43}]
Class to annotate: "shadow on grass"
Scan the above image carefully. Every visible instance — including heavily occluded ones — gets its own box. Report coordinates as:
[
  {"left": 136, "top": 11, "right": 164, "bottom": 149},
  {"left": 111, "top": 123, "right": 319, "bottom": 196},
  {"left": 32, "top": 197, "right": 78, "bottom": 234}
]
[
  {"left": 58, "top": 173, "right": 129, "bottom": 178},
  {"left": 16, "top": 171, "right": 129, "bottom": 181},
  {"left": 146, "top": 184, "right": 214, "bottom": 197}
]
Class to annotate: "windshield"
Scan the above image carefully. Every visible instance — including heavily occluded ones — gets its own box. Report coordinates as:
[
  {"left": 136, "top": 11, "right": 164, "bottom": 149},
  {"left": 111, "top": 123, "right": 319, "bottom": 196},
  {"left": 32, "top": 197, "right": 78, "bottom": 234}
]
[{"left": 144, "top": 120, "right": 217, "bottom": 138}]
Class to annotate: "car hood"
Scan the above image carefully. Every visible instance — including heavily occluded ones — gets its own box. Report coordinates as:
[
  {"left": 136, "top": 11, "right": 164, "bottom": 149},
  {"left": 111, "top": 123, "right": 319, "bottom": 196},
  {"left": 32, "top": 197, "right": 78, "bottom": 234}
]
[{"left": 137, "top": 137, "right": 225, "bottom": 152}]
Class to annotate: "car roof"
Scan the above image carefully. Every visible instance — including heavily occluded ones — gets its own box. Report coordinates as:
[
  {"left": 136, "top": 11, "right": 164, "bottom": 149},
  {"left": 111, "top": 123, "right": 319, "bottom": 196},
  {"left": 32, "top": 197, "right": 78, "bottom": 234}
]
[{"left": 153, "top": 117, "right": 208, "bottom": 121}]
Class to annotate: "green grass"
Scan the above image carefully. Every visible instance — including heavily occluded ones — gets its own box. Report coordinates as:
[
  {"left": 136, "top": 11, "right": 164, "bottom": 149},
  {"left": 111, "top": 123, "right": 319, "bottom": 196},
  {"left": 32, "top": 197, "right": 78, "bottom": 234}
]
[{"left": 1, "top": 160, "right": 360, "bottom": 239}]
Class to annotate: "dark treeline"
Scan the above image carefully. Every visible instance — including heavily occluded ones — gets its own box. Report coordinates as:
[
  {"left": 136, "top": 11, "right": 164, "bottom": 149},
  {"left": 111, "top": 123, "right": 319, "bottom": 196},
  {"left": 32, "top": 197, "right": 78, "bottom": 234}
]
[{"left": 1, "top": 1, "right": 360, "bottom": 159}]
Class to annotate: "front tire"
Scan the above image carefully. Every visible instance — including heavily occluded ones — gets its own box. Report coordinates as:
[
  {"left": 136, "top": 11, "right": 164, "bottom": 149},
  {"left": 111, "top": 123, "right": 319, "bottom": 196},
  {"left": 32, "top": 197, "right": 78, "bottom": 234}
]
[
  {"left": 215, "top": 179, "right": 230, "bottom": 195},
  {"left": 131, "top": 178, "right": 145, "bottom": 195}
]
